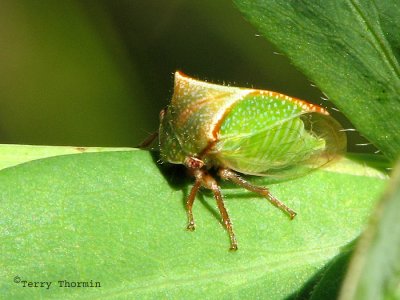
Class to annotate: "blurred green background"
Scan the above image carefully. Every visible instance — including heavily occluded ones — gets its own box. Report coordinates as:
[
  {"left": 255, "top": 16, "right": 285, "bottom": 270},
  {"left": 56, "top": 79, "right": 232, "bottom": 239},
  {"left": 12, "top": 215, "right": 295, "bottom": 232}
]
[{"left": 0, "top": 1, "right": 371, "bottom": 152}]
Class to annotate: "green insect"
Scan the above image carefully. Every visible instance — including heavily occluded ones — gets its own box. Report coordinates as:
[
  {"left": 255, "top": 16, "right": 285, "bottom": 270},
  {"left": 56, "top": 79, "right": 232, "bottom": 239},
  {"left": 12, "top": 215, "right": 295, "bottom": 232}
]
[{"left": 144, "top": 71, "right": 346, "bottom": 250}]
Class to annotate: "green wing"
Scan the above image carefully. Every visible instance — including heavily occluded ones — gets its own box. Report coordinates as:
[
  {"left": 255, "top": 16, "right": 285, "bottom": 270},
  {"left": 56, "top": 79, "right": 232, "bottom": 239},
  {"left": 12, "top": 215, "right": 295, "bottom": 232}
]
[{"left": 212, "top": 95, "right": 346, "bottom": 178}]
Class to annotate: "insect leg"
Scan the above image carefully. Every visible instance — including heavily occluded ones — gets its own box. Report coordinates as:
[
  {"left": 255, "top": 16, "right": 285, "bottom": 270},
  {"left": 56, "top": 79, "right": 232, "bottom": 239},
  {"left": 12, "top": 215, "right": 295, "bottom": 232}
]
[
  {"left": 186, "top": 177, "right": 202, "bottom": 231},
  {"left": 219, "top": 168, "right": 297, "bottom": 219},
  {"left": 136, "top": 131, "right": 158, "bottom": 148},
  {"left": 202, "top": 172, "right": 238, "bottom": 251}
]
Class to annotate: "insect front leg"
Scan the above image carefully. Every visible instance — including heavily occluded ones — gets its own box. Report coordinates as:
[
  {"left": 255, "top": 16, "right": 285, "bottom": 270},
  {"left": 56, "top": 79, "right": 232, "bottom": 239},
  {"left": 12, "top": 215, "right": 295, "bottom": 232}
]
[
  {"left": 186, "top": 176, "right": 202, "bottom": 231},
  {"left": 136, "top": 131, "right": 158, "bottom": 148},
  {"left": 218, "top": 168, "right": 297, "bottom": 219},
  {"left": 186, "top": 161, "right": 238, "bottom": 251},
  {"left": 200, "top": 171, "right": 238, "bottom": 251},
  {"left": 137, "top": 107, "right": 168, "bottom": 148},
  {"left": 185, "top": 156, "right": 206, "bottom": 231}
]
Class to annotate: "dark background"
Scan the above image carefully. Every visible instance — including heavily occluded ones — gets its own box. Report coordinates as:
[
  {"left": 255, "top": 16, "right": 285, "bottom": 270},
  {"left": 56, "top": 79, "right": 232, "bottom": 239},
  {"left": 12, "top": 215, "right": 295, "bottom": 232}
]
[{"left": 0, "top": 1, "right": 371, "bottom": 152}]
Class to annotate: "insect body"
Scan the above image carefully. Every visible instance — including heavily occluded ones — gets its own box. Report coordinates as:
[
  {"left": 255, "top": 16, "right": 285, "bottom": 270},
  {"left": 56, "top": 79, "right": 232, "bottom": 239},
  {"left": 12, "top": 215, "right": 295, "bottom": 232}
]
[{"left": 158, "top": 71, "right": 346, "bottom": 250}]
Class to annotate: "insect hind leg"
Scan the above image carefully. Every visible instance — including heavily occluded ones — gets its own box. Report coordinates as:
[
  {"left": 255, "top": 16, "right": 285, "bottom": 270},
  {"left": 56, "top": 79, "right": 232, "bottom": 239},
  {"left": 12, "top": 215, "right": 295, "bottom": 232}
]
[{"left": 218, "top": 168, "right": 297, "bottom": 219}]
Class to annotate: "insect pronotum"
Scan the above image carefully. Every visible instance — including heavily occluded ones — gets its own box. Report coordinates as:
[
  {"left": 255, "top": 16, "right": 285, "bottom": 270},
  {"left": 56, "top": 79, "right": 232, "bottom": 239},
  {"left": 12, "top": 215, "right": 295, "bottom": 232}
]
[{"left": 143, "top": 71, "right": 346, "bottom": 250}]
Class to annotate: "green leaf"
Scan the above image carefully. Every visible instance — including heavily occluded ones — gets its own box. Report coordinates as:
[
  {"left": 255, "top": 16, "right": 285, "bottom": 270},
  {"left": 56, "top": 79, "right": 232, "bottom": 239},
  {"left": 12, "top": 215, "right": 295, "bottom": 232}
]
[
  {"left": 308, "top": 248, "right": 354, "bottom": 300},
  {"left": 233, "top": 0, "right": 400, "bottom": 162},
  {"left": 338, "top": 159, "right": 400, "bottom": 300},
  {"left": 0, "top": 146, "right": 387, "bottom": 299},
  {"left": 0, "top": 144, "right": 132, "bottom": 171}
]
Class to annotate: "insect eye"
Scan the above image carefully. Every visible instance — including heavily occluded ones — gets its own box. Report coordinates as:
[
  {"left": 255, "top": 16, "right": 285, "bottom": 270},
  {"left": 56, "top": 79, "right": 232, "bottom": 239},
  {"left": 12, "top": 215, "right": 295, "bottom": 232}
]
[{"left": 159, "top": 107, "right": 168, "bottom": 121}]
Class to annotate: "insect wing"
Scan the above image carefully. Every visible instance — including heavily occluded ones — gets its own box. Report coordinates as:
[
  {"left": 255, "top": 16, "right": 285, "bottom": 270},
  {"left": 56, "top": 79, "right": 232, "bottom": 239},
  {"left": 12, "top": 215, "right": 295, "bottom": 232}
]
[{"left": 213, "top": 94, "right": 346, "bottom": 179}]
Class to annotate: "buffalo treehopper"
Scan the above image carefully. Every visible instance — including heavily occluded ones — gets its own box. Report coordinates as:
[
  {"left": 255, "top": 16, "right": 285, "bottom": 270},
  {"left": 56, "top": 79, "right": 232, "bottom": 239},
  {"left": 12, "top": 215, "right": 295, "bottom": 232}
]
[{"left": 141, "top": 71, "right": 346, "bottom": 250}]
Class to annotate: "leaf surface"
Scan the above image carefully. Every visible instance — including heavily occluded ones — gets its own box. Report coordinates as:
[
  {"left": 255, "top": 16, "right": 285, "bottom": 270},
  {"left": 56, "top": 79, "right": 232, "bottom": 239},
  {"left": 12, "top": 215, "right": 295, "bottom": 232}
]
[
  {"left": 0, "top": 147, "right": 387, "bottom": 299},
  {"left": 338, "top": 159, "right": 400, "bottom": 300}
]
